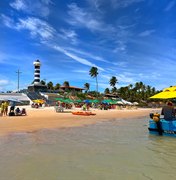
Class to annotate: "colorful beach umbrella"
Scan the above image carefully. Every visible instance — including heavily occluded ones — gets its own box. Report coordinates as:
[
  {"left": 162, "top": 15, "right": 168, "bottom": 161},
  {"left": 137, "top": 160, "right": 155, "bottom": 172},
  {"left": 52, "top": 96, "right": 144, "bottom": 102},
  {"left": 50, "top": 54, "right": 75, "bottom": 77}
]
[
  {"left": 33, "top": 99, "right": 45, "bottom": 104},
  {"left": 150, "top": 86, "right": 176, "bottom": 99}
]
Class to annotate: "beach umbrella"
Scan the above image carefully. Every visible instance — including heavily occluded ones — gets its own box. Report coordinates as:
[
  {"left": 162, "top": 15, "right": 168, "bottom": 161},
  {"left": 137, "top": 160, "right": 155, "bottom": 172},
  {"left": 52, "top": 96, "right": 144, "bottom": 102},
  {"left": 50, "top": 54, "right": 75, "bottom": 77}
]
[
  {"left": 33, "top": 99, "right": 45, "bottom": 104},
  {"left": 91, "top": 99, "right": 100, "bottom": 103},
  {"left": 102, "top": 99, "right": 112, "bottom": 103},
  {"left": 83, "top": 99, "right": 90, "bottom": 103},
  {"left": 55, "top": 98, "right": 64, "bottom": 101},
  {"left": 74, "top": 99, "right": 82, "bottom": 103},
  {"left": 150, "top": 86, "right": 176, "bottom": 99}
]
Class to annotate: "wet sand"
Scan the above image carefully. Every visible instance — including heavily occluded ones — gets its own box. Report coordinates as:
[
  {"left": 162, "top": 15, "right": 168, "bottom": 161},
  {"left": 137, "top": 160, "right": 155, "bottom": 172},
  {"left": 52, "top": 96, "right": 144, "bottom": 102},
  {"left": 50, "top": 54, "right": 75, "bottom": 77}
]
[{"left": 0, "top": 107, "right": 160, "bottom": 136}]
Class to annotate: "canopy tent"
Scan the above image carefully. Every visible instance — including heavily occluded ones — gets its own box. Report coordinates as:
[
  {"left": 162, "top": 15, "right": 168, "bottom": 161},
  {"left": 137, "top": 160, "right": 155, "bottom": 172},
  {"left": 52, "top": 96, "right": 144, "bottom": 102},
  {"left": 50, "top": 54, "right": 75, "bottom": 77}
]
[
  {"left": 55, "top": 98, "right": 74, "bottom": 103},
  {"left": 150, "top": 86, "right": 176, "bottom": 99},
  {"left": 74, "top": 99, "right": 82, "bottom": 103},
  {"left": 116, "top": 100, "right": 124, "bottom": 105}
]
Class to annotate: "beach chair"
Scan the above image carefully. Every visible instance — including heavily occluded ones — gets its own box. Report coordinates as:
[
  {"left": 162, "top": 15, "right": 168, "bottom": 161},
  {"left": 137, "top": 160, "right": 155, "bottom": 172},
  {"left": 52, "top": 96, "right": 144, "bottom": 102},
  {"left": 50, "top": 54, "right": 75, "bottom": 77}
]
[{"left": 55, "top": 106, "right": 64, "bottom": 112}]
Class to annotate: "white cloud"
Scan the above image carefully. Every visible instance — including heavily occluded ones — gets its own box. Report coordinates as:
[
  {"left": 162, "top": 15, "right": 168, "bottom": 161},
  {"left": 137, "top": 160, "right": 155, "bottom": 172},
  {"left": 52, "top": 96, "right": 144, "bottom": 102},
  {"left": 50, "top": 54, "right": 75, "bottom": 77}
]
[
  {"left": 88, "top": 0, "right": 144, "bottom": 10},
  {"left": 67, "top": 48, "right": 109, "bottom": 63},
  {"left": 1, "top": 14, "right": 14, "bottom": 28},
  {"left": 138, "top": 29, "right": 155, "bottom": 37},
  {"left": 53, "top": 45, "right": 104, "bottom": 71},
  {"left": 67, "top": 3, "right": 114, "bottom": 32},
  {"left": 1, "top": 15, "right": 55, "bottom": 40},
  {"left": 16, "top": 17, "right": 55, "bottom": 40},
  {"left": 72, "top": 70, "right": 88, "bottom": 73},
  {"left": 111, "top": 0, "right": 144, "bottom": 9},
  {"left": 60, "top": 29, "right": 78, "bottom": 44},
  {"left": 0, "top": 80, "right": 9, "bottom": 86},
  {"left": 164, "top": 1, "right": 175, "bottom": 12},
  {"left": 10, "top": 0, "right": 52, "bottom": 17}
]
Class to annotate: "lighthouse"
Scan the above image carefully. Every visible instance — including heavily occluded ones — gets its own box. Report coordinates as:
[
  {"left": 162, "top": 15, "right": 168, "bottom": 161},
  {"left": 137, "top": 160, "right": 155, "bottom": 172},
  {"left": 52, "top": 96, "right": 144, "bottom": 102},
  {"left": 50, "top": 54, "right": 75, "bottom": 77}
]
[
  {"left": 28, "top": 59, "right": 47, "bottom": 92},
  {"left": 33, "top": 59, "right": 41, "bottom": 85}
]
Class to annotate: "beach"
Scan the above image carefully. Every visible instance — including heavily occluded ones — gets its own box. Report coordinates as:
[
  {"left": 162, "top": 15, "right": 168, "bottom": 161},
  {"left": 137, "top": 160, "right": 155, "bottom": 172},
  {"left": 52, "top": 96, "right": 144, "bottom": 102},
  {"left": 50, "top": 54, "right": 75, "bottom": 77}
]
[{"left": 0, "top": 107, "right": 160, "bottom": 136}]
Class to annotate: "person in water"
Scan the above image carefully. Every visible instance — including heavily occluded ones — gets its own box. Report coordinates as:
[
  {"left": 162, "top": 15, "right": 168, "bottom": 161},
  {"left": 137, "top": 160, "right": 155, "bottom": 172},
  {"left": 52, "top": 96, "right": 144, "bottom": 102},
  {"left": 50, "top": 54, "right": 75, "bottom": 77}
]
[{"left": 161, "top": 101, "right": 175, "bottom": 120}]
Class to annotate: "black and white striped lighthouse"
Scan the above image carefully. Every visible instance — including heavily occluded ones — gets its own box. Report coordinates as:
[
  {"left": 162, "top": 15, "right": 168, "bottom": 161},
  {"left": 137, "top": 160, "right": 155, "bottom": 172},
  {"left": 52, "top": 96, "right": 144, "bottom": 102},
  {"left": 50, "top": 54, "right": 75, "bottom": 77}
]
[
  {"left": 33, "top": 59, "right": 41, "bottom": 85},
  {"left": 28, "top": 59, "right": 47, "bottom": 92}
]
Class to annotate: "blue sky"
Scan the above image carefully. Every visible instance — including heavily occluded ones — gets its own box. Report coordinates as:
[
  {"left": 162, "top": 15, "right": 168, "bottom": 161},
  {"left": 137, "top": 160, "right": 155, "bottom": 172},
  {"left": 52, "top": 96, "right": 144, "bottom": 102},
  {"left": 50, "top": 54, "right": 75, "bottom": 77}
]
[{"left": 0, "top": 0, "right": 176, "bottom": 92}]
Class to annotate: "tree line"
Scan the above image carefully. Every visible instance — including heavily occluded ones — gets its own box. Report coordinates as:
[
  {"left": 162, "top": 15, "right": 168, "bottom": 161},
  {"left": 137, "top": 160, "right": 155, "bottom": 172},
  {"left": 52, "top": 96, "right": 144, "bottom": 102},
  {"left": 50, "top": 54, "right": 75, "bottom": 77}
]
[{"left": 37, "top": 66, "right": 159, "bottom": 103}]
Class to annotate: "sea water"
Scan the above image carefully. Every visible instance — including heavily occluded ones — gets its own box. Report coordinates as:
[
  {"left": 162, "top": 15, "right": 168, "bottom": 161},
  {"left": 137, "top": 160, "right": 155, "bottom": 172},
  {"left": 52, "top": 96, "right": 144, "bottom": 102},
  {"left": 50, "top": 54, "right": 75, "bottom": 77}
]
[{"left": 0, "top": 117, "right": 176, "bottom": 180}]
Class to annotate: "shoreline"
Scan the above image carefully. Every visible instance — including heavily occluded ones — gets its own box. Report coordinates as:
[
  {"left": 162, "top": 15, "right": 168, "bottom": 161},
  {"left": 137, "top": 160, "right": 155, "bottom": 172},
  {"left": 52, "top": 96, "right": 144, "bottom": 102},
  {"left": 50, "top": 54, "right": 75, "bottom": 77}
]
[{"left": 0, "top": 107, "right": 161, "bottom": 137}]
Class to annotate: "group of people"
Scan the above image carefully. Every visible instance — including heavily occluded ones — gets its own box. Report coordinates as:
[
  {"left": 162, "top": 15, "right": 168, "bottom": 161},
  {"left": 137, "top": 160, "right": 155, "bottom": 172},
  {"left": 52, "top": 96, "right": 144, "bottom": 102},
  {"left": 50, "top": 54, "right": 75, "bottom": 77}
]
[
  {"left": 0, "top": 101, "right": 27, "bottom": 116},
  {"left": 8, "top": 106, "right": 27, "bottom": 116}
]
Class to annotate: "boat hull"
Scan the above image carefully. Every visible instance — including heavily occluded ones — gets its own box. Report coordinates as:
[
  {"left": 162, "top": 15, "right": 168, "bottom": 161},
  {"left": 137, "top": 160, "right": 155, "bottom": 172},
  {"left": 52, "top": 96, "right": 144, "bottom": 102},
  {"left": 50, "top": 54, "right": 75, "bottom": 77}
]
[{"left": 148, "top": 119, "right": 176, "bottom": 136}]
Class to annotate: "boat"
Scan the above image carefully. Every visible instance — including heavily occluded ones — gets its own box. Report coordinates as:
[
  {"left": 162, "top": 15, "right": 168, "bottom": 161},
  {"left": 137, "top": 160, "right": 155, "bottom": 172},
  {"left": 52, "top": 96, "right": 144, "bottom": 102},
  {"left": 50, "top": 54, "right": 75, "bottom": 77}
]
[
  {"left": 148, "top": 113, "right": 176, "bottom": 136},
  {"left": 72, "top": 111, "right": 96, "bottom": 116}
]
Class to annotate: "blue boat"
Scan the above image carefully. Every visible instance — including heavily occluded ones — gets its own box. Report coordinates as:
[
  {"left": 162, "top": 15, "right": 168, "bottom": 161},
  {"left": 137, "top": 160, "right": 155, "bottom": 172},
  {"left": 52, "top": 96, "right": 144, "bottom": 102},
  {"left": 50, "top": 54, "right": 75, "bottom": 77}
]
[{"left": 148, "top": 116, "right": 176, "bottom": 136}]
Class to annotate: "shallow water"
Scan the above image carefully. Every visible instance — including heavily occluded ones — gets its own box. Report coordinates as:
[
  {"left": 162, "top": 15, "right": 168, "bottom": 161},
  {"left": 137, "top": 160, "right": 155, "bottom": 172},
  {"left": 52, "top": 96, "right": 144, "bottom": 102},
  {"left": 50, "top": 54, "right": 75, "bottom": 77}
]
[{"left": 1, "top": 117, "right": 176, "bottom": 180}]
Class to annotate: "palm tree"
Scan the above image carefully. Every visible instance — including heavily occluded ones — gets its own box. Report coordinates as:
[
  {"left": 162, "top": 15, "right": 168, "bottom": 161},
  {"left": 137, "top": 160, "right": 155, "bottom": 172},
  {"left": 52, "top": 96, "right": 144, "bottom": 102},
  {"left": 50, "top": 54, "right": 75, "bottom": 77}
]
[
  {"left": 63, "top": 81, "right": 70, "bottom": 92},
  {"left": 89, "top": 67, "right": 99, "bottom": 93},
  {"left": 104, "top": 88, "right": 110, "bottom": 94},
  {"left": 109, "top": 76, "right": 118, "bottom": 88},
  {"left": 84, "top": 83, "right": 90, "bottom": 93},
  {"left": 111, "top": 87, "right": 117, "bottom": 93},
  {"left": 41, "top": 80, "right": 46, "bottom": 85},
  {"left": 47, "top": 81, "right": 54, "bottom": 90},
  {"left": 54, "top": 83, "right": 61, "bottom": 90},
  {"left": 63, "top": 81, "right": 70, "bottom": 87}
]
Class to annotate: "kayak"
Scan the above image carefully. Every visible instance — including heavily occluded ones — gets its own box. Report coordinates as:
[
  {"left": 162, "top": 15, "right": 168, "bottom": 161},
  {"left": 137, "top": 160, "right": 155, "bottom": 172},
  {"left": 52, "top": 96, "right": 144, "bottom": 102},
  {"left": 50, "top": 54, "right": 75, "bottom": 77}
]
[{"left": 72, "top": 111, "right": 96, "bottom": 116}]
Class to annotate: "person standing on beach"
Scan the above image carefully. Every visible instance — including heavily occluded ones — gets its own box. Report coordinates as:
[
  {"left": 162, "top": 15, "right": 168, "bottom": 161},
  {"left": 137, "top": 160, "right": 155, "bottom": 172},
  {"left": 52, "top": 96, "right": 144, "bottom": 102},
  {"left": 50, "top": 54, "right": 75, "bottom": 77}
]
[
  {"left": 0, "top": 101, "right": 5, "bottom": 116},
  {"left": 4, "top": 101, "right": 9, "bottom": 116}
]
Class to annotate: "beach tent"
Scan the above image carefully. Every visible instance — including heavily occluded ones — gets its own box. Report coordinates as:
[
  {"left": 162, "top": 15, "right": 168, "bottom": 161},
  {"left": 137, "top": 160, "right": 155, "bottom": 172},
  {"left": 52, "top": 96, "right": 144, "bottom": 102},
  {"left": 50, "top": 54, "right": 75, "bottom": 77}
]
[
  {"left": 116, "top": 100, "right": 124, "bottom": 105},
  {"left": 150, "top": 86, "right": 176, "bottom": 99}
]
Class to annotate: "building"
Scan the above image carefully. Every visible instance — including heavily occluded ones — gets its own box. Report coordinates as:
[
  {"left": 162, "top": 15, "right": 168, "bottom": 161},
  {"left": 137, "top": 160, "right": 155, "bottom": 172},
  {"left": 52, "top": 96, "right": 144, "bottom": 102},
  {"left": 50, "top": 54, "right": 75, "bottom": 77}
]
[{"left": 60, "top": 86, "right": 85, "bottom": 93}]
